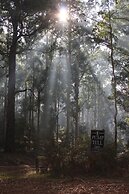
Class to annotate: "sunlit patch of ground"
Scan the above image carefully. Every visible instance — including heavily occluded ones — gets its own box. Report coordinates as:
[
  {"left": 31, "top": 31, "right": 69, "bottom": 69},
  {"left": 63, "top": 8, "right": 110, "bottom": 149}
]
[{"left": 0, "top": 165, "right": 36, "bottom": 179}]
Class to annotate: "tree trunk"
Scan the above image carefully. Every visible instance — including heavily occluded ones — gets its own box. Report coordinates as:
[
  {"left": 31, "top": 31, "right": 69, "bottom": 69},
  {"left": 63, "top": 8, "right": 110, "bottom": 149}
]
[
  {"left": 24, "top": 82, "right": 28, "bottom": 136},
  {"left": 28, "top": 95, "right": 32, "bottom": 150},
  {"left": 5, "top": 38, "right": 17, "bottom": 152},
  {"left": 37, "top": 90, "right": 41, "bottom": 138},
  {"left": 75, "top": 86, "right": 79, "bottom": 140},
  {"left": 74, "top": 62, "right": 79, "bottom": 141},
  {"left": 94, "top": 85, "right": 97, "bottom": 129},
  {"left": 35, "top": 90, "right": 40, "bottom": 154},
  {"left": 109, "top": 9, "right": 118, "bottom": 153},
  {"left": 66, "top": 1, "right": 72, "bottom": 141},
  {"left": 31, "top": 63, "right": 35, "bottom": 136},
  {"left": 56, "top": 97, "right": 60, "bottom": 144},
  {"left": 3, "top": 70, "right": 8, "bottom": 147}
]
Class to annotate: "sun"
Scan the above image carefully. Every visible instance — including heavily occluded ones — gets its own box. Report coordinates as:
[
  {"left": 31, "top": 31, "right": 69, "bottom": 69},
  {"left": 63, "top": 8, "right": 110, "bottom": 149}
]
[{"left": 58, "top": 7, "right": 68, "bottom": 23}]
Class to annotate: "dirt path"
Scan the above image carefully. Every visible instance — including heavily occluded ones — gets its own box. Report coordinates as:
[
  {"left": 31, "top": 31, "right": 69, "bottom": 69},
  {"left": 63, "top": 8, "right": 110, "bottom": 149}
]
[{"left": 0, "top": 177, "right": 129, "bottom": 194}]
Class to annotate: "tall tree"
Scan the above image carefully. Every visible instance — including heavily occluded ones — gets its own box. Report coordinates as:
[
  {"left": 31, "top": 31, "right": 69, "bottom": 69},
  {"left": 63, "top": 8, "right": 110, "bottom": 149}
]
[{"left": 0, "top": 0, "right": 58, "bottom": 152}]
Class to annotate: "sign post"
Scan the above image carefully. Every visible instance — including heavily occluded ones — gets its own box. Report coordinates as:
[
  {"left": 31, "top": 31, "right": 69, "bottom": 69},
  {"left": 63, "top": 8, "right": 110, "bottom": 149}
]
[{"left": 91, "top": 130, "right": 105, "bottom": 151}]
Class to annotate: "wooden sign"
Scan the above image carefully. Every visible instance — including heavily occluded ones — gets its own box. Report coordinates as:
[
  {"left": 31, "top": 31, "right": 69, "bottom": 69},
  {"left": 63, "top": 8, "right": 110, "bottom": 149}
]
[{"left": 91, "top": 130, "right": 105, "bottom": 151}]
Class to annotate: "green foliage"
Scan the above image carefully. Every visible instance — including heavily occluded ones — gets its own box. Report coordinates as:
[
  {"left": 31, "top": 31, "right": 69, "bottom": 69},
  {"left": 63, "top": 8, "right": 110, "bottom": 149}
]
[
  {"left": 38, "top": 136, "right": 120, "bottom": 177},
  {"left": 125, "top": 117, "right": 129, "bottom": 126},
  {"left": 88, "top": 144, "right": 117, "bottom": 175},
  {"left": 40, "top": 134, "right": 91, "bottom": 177},
  {"left": 0, "top": 0, "right": 129, "bottom": 169},
  {"left": 23, "top": 0, "right": 57, "bottom": 13},
  {"left": 117, "top": 151, "right": 129, "bottom": 176}
]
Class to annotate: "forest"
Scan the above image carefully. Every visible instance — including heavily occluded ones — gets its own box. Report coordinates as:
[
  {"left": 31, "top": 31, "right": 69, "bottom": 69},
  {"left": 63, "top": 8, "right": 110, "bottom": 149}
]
[{"left": 0, "top": 0, "right": 129, "bottom": 185}]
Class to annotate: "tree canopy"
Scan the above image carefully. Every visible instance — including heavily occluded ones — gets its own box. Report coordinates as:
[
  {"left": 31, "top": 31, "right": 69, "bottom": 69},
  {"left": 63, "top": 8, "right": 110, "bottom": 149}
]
[{"left": 0, "top": 0, "right": 129, "bottom": 170}]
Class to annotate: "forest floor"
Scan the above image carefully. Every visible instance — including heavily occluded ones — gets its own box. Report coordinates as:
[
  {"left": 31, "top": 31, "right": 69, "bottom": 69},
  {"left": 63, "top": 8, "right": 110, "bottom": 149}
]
[
  {"left": 0, "top": 153, "right": 129, "bottom": 194},
  {"left": 0, "top": 174, "right": 129, "bottom": 194}
]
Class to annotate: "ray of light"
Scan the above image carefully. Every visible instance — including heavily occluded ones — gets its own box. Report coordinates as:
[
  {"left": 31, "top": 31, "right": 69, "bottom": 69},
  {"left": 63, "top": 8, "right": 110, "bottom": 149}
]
[{"left": 58, "top": 6, "right": 68, "bottom": 23}]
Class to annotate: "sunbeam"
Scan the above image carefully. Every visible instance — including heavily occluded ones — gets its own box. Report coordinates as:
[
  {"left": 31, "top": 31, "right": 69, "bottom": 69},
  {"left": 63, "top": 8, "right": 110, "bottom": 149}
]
[{"left": 58, "top": 6, "right": 68, "bottom": 23}]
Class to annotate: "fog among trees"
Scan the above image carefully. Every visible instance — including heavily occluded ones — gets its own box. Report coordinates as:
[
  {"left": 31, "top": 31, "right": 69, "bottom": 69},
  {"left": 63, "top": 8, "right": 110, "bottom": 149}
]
[{"left": 0, "top": 0, "right": 129, "bottom": 177}]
